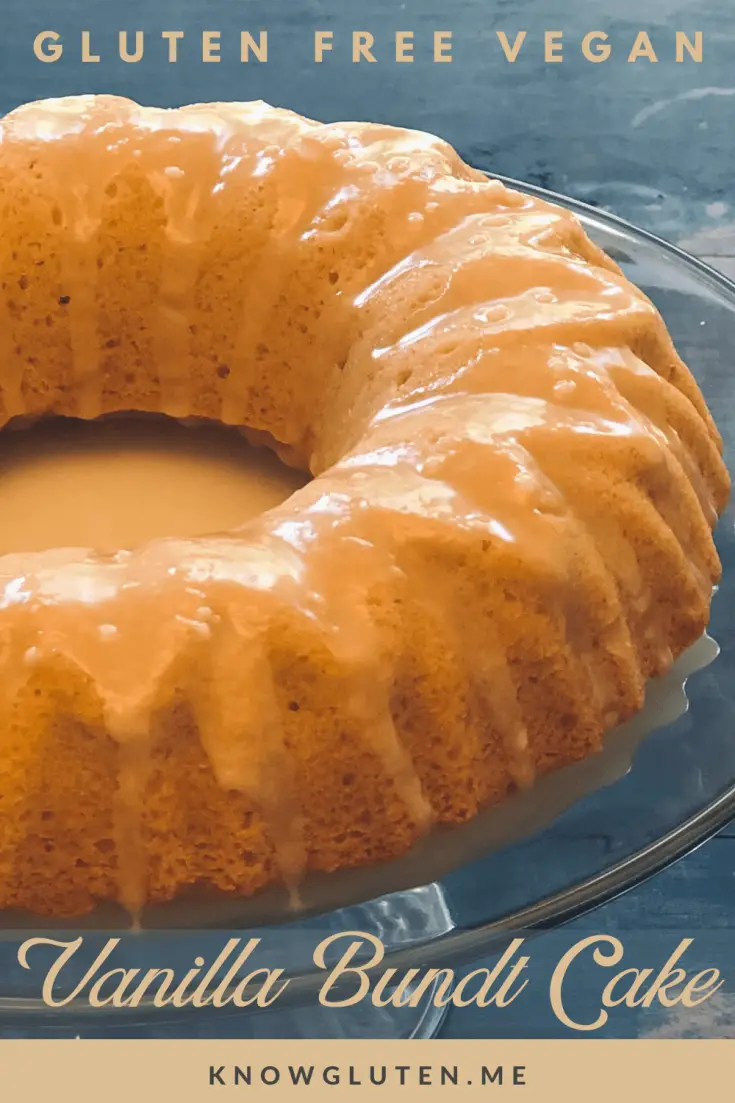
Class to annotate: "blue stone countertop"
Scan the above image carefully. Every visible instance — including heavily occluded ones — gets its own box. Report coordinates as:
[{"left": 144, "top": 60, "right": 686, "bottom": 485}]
[{"left": 0, "top": 0, "right": 733, "bottom": 1039}]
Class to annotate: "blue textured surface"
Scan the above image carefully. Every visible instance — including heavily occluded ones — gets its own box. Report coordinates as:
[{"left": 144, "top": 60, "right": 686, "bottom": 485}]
[{"left": 0, "top": 0, "right": 733, "bottom": 1039}]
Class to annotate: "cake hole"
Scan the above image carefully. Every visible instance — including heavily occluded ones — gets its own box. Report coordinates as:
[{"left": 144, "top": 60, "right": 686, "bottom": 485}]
[{"left": 0, "top": 414, "right": 310, "bottom": 553}]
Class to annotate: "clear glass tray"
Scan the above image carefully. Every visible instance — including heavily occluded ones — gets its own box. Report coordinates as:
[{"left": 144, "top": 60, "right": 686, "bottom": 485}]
[{"left": 2, "top": 179, "right": 734, "bottom": 1034}]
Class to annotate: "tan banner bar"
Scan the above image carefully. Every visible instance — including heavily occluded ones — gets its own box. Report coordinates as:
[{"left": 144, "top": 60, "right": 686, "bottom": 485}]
[{"left": 1, "top": 1038, "right": 731, "bottom": 1100}]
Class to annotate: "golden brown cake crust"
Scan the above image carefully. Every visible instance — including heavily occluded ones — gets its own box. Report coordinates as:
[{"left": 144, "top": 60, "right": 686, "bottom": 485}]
[{"left": 0, "top": 95, "right": 729, "bottom": 917}]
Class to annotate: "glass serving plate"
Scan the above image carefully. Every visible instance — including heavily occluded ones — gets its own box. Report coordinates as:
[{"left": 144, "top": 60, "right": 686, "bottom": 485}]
[{"left": 1, "top": 179, "right": 734, "bottom": 1038}]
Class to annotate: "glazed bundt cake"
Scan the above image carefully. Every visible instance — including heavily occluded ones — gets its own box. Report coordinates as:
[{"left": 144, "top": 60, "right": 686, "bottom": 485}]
[{"left": 0, "top": 95, "right": 728, "bottom": 917}]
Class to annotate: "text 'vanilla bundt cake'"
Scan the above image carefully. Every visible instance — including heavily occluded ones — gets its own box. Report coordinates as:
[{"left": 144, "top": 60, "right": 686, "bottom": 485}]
[{"left": 0, "top": 95, "right": 728, "bottom": 917}]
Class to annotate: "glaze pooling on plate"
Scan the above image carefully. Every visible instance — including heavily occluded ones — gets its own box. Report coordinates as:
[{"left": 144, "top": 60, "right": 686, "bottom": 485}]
[{"left": 0, "top": 95, "right": 728, "bottom": 917}]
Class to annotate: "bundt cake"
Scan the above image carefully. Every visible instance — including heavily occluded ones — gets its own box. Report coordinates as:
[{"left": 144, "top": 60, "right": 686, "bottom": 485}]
[{"left": 0, "top": 95, "right": 728, "bottom": 918}]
